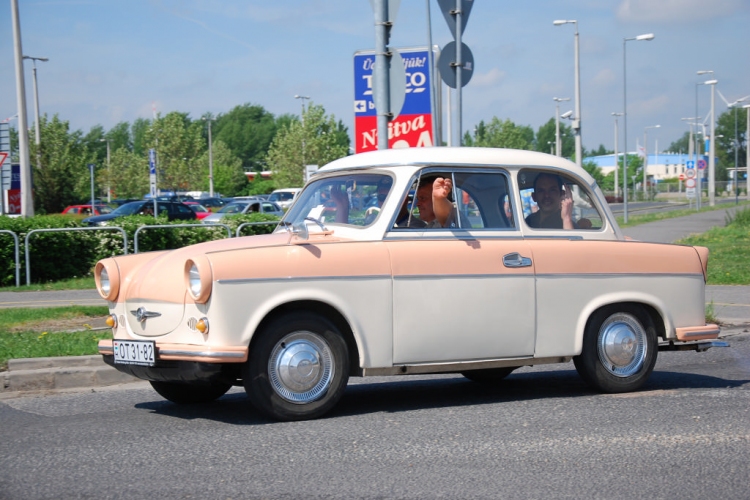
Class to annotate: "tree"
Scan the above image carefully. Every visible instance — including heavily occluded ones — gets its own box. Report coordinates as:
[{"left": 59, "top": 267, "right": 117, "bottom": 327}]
[
  {"left": 144, "top": 112, "right": 205, "bottom": 192},
  {"left": 195, "top": 140, "right": 246, "bottom": 196},
  {"left": 464, "top": 117, "right": 534, "bottom": 150},
  {"left": 715, "top": 106, "right": 747, "bottom": 176},
  {"left": 212, "top": 104, "right": 283, "bottom": 171},
  {"left": 266, "top": 103, "right": 350, "bottom": 187},
  {"left": 29, "top": 114, "right": 96, "bottom": 213},
  {"left": 106, "top": 148, "right": 149, "bottom": 199},
  {"left": 582, "top": 160, "right": 605, "bottom": 187},
  {"left": 534, "top": 118, "right": 574, "bottom": 157}
]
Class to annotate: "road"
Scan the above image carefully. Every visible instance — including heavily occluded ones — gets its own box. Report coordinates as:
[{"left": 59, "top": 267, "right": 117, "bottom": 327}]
[{"left": 1, "top": 328, "right": 748, "bottom": 499}]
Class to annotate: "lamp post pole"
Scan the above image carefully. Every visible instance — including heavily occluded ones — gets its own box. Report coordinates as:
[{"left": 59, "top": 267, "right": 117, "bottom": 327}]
[
  {"left": 100, "top": 138, "right": 111, "bottom": 202},
  {"left": 622, "top": 32, "right": 655, "bottom": 223},
  {"left": 643, "top": 125, "right": 660, "bottom": 200},
  {"left": 294, "top": 95, "right": 310, "bottom": 179},
  {"left": 727, "top": 98, "right": 748, "bottom": 204},
  {"left": 22, "top": 56, "right": 48, "bottom": 174},
  {"left": 704, "top": 79, "right": 718, "bottom": 206},
  {"left": 553, "top": 20, "right": 582, "bottom": 169},
  {"left": 202, "top": 115, "right": 215, "bottom": 197},
  {"left": 745, "top": 104, "right": 750, "bottom": 201},
  {"left": 554, "top": 97, "right": 570, "bottom": 156},
  {"left": 612, "top": 112, "right": 622, "bottom": 199}
]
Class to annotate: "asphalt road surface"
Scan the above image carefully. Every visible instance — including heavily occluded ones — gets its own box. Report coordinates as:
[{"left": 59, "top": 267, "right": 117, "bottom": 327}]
[{"left": 1, "top": 329, "right": 748, "bottom": 499}]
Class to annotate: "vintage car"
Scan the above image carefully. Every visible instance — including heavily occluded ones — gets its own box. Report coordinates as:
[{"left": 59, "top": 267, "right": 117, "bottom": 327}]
[{"left": 96, "top": 147, "right": 724, "bottom": 421}]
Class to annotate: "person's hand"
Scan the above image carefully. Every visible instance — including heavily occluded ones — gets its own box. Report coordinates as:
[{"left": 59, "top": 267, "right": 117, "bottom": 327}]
[
  {"left": 330, "top": 185, "right": 347, "bottom": 207},
  {"left": 433, "top": 177, "right": 452, "bottom": 200},
  {"left": 561, "top": 184, "right": 574, "bottom": 229}
]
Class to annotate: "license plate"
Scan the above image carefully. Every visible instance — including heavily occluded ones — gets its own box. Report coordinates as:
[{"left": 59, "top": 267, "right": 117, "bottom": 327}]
[{"left": 113, "top": 340, "right": 156, "bottom": 366}]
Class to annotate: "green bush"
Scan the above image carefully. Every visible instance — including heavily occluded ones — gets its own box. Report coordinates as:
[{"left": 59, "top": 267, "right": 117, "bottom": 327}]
[{"left": 0, "top": 213, "right": 280, "bottom": 287}]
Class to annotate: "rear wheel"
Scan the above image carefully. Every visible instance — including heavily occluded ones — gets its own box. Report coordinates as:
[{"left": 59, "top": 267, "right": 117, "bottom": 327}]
[
  {"left": 149, "top": 380, "right": 232, "bottom": 404},
  {"left": 574, "top": 305, "right": 657, "bottom": 393},
  {"left": 461, "top": 367, "right": 516, "bottom": 384},
  {"left": 244, "top": 312, "right": 350, "bottom": 421}
]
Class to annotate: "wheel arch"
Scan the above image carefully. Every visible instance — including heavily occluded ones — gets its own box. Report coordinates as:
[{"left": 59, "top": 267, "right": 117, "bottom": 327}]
[{"left": 249, "top": 300, "right": 361, "bottom": 377}]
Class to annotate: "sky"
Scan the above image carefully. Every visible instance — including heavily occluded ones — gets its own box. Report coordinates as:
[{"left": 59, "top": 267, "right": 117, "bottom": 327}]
[{"left": 2, "top": 0, "right": 749, "bottom": 156}]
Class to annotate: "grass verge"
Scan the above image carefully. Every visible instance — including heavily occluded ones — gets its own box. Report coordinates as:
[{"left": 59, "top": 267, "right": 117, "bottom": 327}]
[
  {"left": 0, "top": 306, "right": 110, "bottom": 370},
  {"left": 1, "top": 276, "right": 96, "bottom": 292},
  {"left": 616, "top": 200, "right": 750, "bottom": 228}
]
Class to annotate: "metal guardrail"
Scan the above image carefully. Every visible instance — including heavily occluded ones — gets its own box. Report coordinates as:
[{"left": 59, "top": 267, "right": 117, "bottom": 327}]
[
  {"left": 236, "top": 221, "right": 280, "bottom": 238},
  {"left": 134, "top": 223, "right": 231, "bottom": 253},
  {"left": 24, "top": 227, "right": 128, "bottom": 286},
  {"left": 0, "top": 230, "right": 20, "bottom": 287}
]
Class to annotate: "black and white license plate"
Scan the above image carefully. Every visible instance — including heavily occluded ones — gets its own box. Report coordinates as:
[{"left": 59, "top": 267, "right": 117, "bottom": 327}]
[{"left": 113, "top": 340, "right": 156, "bottom": 366}]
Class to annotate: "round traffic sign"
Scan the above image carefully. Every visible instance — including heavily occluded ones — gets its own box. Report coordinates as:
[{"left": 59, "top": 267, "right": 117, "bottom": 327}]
[
  {"left": 697, "top": 158, "right": 707, "bottom": 170},
  {"left": 679, "top": 174, "right": 685, "bottom": 181},
  {"left": 685, "top": 178, "right": 696, "bottom": 188},
  {"left": 685, "top": 168, "right": 696, "bottom": 179}
]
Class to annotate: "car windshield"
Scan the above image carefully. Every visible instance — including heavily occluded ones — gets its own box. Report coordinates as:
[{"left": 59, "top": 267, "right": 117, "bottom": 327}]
[
  {"left": 217, "top": 202, "right": 248, "bottom": 214},
  {"left": 111, "top": 201, "right": 146, "bottom": 215},
  {"left": 283, "top": 173, "right": 393, "bottom": 228},
  {"left": 270, "top": 192, "right": 295, "bottom": 202}
]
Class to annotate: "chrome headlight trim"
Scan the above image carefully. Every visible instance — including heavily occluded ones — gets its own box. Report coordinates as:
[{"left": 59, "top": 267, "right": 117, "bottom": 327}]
[{"left": 95, "top": 260, "right": 120, "bottom": 301}]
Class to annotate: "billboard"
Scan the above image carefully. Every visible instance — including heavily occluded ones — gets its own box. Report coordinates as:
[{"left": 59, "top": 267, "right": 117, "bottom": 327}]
[{"left": 354, "top": 47, "right": 436, "bottom": 153}]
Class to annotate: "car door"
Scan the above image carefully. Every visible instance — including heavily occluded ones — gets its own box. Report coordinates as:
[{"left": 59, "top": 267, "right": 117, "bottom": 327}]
[{"left": 388, "top": 169, "right": 536, "bottom": 365}]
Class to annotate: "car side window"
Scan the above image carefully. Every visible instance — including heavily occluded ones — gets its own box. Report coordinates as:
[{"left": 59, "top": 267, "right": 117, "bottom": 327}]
[
  {"left": 396, "top": 170, "right": 515, "bottom": 230},
  {"left": 518, "top": 169, "right": 603, "bottom": 230}
]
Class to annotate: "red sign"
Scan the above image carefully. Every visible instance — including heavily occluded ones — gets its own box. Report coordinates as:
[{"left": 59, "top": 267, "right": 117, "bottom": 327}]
[
  {"left": 685, "top": 178, "right": 696, "bottom": 189},
  {"left": 679, "top": 173, "right": 685, "bottom": 181},
  {"left": 355, "top": 114, "right": 434, "bottom": 153},
  {"left": 7, "top": 189, "right": 21, "bottom": 214},
  {"left": 0, "top": 152, "right": 8, "bottom": 166}
]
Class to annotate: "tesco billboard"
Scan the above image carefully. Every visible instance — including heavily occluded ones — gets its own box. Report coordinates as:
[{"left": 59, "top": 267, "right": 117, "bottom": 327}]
[{"left": 353, "top": 47, "right": 436, "bottom": 154}]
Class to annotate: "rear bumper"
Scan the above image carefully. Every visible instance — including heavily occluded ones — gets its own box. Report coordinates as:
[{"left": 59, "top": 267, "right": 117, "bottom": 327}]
[
  {"left": 674, "top": 324, "right": 721, "bottom": 342},
  {"left": 97, "top": 339, "right": 248, "bottom": 363}
]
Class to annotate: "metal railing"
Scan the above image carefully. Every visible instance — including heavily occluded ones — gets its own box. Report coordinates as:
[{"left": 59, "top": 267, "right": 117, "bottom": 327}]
[
  {"left": 134, "top": 223, "right": 231, "bottom": 253},
  {"left": 236, "top": 221, "right": 280, "bottom": 238},
  {"left": 0, "top": 230, "right": 20, "bottom": 287},
  {"left": 24, "top": 227, "right": 128, "bottom": 286}
]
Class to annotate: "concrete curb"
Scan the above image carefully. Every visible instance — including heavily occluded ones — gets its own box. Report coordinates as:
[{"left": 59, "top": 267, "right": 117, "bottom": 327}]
[{"left": 1, "top": 355, "right": 140, "bottom": 393}]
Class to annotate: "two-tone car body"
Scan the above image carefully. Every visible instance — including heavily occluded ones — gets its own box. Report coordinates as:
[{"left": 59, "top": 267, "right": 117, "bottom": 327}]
[{"left": 96, "top": 147, "right": 724, "bottom": 421}]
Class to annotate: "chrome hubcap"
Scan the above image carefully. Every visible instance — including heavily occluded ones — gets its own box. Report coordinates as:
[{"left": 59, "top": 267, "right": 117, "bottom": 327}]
[
  {"left": 268, "top": 331, "right": 334, "bottom": 404},
  {"left": 597, "top": 313, "right": 647, "bottom": 377}
]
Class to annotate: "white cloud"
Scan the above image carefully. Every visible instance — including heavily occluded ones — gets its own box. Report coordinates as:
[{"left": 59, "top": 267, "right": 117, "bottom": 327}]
[
  {"left": 471, "top": 68, "right": 507, "bottom": 87},
  {"left": 617, "top": 0, "right": 745, "bottom": 23},
  {"left": 631, "top": 94, "right": 670, "bottom": 116},
  {"left": 593, "top": 68, "right": 616, "bottom": 87}
]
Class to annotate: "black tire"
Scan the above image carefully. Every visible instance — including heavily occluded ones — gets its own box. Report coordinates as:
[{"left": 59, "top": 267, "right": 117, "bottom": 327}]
[
  {"left": 149, "top": 380, "right": 232, "bottom": 404},
  {"left": 243, "top": 312, "right": 350, "bottom": 421},
  {"left": 574, "top": 304, "right": 658, "bottom": 393},
  {"left": 461, "top": 367, "right": 516, "bottom": 384}
]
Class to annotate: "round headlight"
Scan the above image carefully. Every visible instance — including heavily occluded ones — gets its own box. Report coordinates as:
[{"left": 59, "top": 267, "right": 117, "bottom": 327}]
[
  {"left": 100, "top": 268, "right": 110, "bottom": 295},
  {"left": 184, "top": 256, "right": 212, "bottom": 303},
  {"left": 95, "top": 260, "right": 120, "bottom": 301}
]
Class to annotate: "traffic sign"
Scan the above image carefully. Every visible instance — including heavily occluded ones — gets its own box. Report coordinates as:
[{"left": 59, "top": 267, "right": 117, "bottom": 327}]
[
  {"left": 686, "top": 160, "right": 695, "bottom": 169},
  {"left": 686, "top": 187, "right": 696, "bottom": 198},
  {"left": 697, "top": 158, "right": 707, "bottom": 170},
  {"left": 438, "top": 41, "right": 474, "bottom": 88},
  {"left": 685, "top": 178, "right": 696, "bottom": 189},
  {"left": 679, "top": 173, "right": 685, "bottom": 181},
  {"left": 437, "top": 0, "right": 474, "bottom": 39},
  {"left": 685, "top": 168, "right": 696, "bottom": 179}
]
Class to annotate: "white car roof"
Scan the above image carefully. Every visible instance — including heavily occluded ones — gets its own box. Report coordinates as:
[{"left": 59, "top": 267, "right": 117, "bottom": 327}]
[{"left": 317, "top": 147, "right": 592, "bottom": 183}]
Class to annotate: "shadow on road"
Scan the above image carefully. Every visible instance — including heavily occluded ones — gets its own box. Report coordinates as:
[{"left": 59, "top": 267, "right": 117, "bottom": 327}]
[{"left": 133, "top": 368, "right": 748, "bottom": 424}]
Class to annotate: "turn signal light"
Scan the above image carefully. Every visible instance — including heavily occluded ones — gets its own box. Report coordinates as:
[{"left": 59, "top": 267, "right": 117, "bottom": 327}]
[
  {"left": 196, "top": 318, "right": 209, "bottom": 334},
  {"left": 106, "top": 314, "right": 117, "bottom": 329}
]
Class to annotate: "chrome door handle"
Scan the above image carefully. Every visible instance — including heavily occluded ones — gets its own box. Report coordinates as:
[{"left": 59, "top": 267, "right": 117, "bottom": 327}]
[{"left": 503, "top": 252, "right": 532, "bottom": 268}]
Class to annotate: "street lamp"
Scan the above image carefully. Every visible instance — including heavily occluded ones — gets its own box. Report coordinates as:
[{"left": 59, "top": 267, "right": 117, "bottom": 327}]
[
  {"left": 695, "top": 71, "right": 713, "bottom": 209},
  {"left": 553, "top": 97, "right": 570, "bottom": 157},
  {"left": 745, "top": 104, "right": 750, "bottom": 201},
  {"left": 553, "top": 20, "right": 582, "bottom": 170},
  {"left": 622, "top": 32, "right": 655, "bottom": 222},
  {"left": 643, "top": 124, "right": 660, "bottom": 200},
  {"left": 612, "top": 112, "right": 623, "bottom": 199},
  {"left": 202, "top": 115, "right": 215, "bottom": 197},
  {"left": 294, "top": 95, "right": 310, "bottom": 175},
  {"left": 22, "top": 55, "right": 48, "bottom": 171},
  {"left": 704, "top": 79, "right": 718, "bottom": 206},
  {"left": 547, "top": 141, "right": 555, "bottom": 155},
  {"left": 99, "top": 138, "right": 111, "bottom": 202},
  {"left": 726, "top": 97, "right": 748, "bottom": 204}
]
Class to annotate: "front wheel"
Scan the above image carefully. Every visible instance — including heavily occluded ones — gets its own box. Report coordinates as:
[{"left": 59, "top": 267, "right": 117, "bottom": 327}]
[
  {"left": 243, "top": 312, "right": 350, "bottom": 421},
  {"left": 574, "top": 305, "right": 657, "bottom": 393},
  {"left": 149, "top": 380, "right": 232, "bottom": 404}
]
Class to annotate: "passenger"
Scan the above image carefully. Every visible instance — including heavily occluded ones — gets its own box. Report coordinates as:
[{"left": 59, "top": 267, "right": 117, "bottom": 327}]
[
  {"left": 407, "top": 175, "right": 459, "bottom": 228},
  {"left": 524, "top": 173, "right": 575, "bottom": 229}
]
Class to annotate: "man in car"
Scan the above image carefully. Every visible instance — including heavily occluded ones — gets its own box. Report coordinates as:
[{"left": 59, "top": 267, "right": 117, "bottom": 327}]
[
  {"left": 406, "top": 175, "right": 458, "bottom": 228},
  {"left": 524, "top": 173, "right": 575, "bottom": 229}
]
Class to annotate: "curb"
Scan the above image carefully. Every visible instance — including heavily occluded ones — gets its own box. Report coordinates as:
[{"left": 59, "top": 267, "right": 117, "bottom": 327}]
[{"left": 1, "top": 355, "right": 140, "bottom": 393}]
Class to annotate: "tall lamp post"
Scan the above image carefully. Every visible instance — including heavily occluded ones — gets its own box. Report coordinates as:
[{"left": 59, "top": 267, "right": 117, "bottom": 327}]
[
  {"left": 22, "top": 55, "right": 48, "bottom": 172},
  {"left": 704, "top": 79, "right": 718, "bottom": 206},
  {"left": 745, "top": 104, "right": 750, "bottom": 201},
  {"left": 553, "top": 20, "right": 582, "bottom": 169},
  {"left": 728, "top": 97, "right": 748, "bottom": 204},
  {"left": 695, "top": 71, "right": 713, "bottom": 208},
  {"left": 622, "top": 32, "right": 655, "bottom": 223},
  {"left": 294, "top": 95, "right": 310, "bottom": 176},
  {"left": 612, "top": 112, "right": 623, "bottom": 199},
  {"left": 99, "top": 138, "right": 111, "bottom": 202},
  {"left": 553, "top": 97, "right": 570, "bottom": 156},
  {"left": 643, "top": 124, "right": 660, "bottom": 200},
  {"left": 202, "top": 115, "right": 215, "bottom": 197}
]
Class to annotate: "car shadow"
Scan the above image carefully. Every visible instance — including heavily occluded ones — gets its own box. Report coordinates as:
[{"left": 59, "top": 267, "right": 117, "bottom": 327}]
[{"left": 134, "top": 368, "right": 749, "bottom": 424}]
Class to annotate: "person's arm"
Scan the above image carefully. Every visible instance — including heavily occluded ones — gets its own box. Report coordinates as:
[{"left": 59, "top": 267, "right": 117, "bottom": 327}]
[
  {"left": 329, "top": 185, "right": 349, "bottom": 223},
  {"left": 560, "top": 185, "right": 574, "bottom": 230},
  {"left": 432, "top": 177, "right": 454, "bottom": 227}
]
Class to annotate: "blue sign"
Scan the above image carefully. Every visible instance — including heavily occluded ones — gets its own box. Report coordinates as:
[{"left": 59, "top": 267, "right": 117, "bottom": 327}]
[
  {"left": 148, "top": 149, "right": 156, "bottom": 174},
  {"left": 697, "top": 158, "right": 707, "bottom": 170},
  {"left": 11, "top": 163, "right": 20, "bottom": 190},
  {"left": 354, "top": 48, "right": 433, "bottom": 118},
  {"left": 686, "top": 160, "right": 695, "bottom": 169}
]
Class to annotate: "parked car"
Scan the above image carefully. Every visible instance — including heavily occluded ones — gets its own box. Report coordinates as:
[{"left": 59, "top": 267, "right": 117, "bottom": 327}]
[
  {"left": 201, "top": 200, "right": 283, "bottom": 223},
  {"left": 82, "top": 200, "right": 197, "bottom": 226},
  {"left": 62, "top": 204, "right": 113, "bottom": 216},
  {"left": 268, "top": 187, "right": 301, "bottom": 211},
  {"left": 198, "top": 197, "right": 228, "bottom": 210},
  {"left": 95, "top": 147, "right": 723, "bottom": 421},
  {"left": 182, "top": 201, "right": 212, "bottom": 220}
]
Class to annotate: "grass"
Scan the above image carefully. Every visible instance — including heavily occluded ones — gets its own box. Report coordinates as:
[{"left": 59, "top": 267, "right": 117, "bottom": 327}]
[
  {"left": 1, "top": 276, "right": 96, "bottom": 292},
  {"left": 0, "top": 306, "right": 110, "bottom": 370},
  {"left": 616, "top": 200, "right": 750, "bottom": 228}
]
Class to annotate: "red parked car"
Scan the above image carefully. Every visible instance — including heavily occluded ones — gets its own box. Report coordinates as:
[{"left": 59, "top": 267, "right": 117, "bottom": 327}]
[
  {"left": 182, "top": 201, "right": 211, "bottom": 220},
  {"left": 62, "top": 204, "right": 113, "bottom": 216}
]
